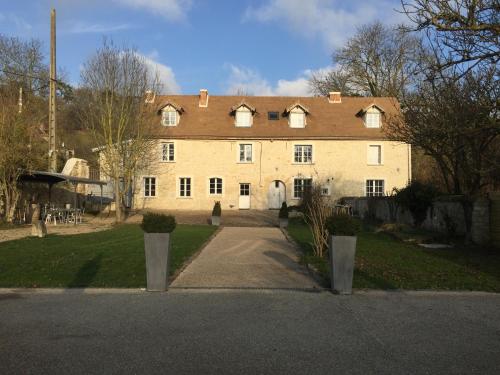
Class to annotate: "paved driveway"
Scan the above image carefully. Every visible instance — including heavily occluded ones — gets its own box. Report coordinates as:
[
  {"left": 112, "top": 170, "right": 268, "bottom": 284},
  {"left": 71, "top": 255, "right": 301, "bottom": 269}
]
[{"left": 171, "top": 227, "right": 320, "bottom": 289}]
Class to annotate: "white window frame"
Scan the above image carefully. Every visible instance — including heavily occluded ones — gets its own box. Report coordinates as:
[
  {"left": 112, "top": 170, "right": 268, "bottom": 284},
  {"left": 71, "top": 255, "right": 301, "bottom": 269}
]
[
  {"left": 238, "top": 143, "right": 253, "bottom": 163},
  {"left": 366, "top": 179, "right": 385, "bottom": 197},
  {"left": 208, "top": 177, "right": 223, "bottom": 195},
  {"left": 161, "top": 106, "right": 178, "bottom": 127},
  {"left": 178, "top": 177, "right": 192, "bottom": 198},
  {"left": 143, "top": 176, "right": 157, "bottom": 198},
  {"left": 161, "top": 142, "right": 175, "bottom": 162},
  {"left": 289, "top": 108, "right": 306, "bottom": 128},
  {"left": 293, "top": 144, "right": 313, "bottom": 164},
  {"left": 321, "top": 185, "right": 331, "bottom": 196},
  {"left": 367, "top": 144, "right": 383, "bottom": 165},
  {"left": 292, "top": 177, "right": 313, "bottom": 200},
  {"left": 364, "top": 109, "right": 381, "bottom": 128},
  {"left": 235, "top": 107, "right": 253, "bottom": 127}
]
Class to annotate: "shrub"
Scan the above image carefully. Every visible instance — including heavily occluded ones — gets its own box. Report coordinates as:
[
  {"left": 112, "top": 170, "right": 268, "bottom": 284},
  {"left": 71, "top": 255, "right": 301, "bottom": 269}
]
[
  {"left": 394, "top": 181, "right": 438, "bottom": 226},
  {"left": 279, "top": 202, "right": 289, "bottom": 219},
  {"left": 141, "top": 213, "right": 176, "bottom": 233},
  {"left": 325, "top": 214, "right": 361, "bottom": 236},
  {"left": 212, "top": 201, "right": 221, "bottom": 217}
]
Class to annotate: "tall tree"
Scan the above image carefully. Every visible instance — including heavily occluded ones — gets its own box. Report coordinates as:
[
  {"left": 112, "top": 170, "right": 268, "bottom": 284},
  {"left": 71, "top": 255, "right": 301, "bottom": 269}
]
[
  {"left": 310, "top": 22, "right": 422, "bottom": 99},
  {"left": 79, "top": 40, "right": 160, "bottom": 223},
  {"left": 400, "top": 0, "right": 500, "bottom": 76},
  {"left": 385, "top": 67, "right": 500, "bottom": 240}
]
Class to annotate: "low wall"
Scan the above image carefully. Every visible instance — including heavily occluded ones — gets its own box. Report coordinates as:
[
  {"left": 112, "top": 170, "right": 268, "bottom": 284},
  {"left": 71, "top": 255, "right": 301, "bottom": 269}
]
[{"left": 342, "top": 196, "right": 492, "bottom": 244}]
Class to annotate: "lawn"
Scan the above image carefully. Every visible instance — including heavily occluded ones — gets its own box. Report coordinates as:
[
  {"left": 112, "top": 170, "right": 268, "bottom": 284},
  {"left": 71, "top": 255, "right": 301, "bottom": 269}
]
[
  {"left": 0, "top": 224, "right": 217, "bottom": 288},
  {"left": 287, "top": 220, "right": 500, "bottom": 292}
]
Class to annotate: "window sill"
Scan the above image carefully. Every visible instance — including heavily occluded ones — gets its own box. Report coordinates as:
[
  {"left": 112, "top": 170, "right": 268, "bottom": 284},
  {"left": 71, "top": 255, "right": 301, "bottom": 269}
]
[
  {"left": 367, "top": 163, "right": 384, "bottom": 166},
  {"left": 176, "top": 197, "right": 193, "bottom": 199},
  {"left": 237, "top": 161, "right": 254, "bottom": 164},
  {"left": 161, "top": 124, "right": 178, "bottom": 127},
  {"left": 235, "top": 125, "right": 252, "bottom": 128},
  {"left": 143, "top": 196, "right": 157, "bottom": 199},
  {"left": 292, "top": 162, "right": 314, "bottom": 165},
  {"left": 160, "top": 160, "right": 176, "bottom": 163}
]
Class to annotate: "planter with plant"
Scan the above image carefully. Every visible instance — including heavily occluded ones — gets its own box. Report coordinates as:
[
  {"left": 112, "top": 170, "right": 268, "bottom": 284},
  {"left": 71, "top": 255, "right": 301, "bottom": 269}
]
[
  {"left": 279, "top": 202, "right": 289, "bottom": 228},
  {"left": 211, "top": 201, "right": 221, "bottom": 226},
  {"left": 325, "top": 214, "right": 361, "bottom": 294},
  {"left": 141, "top": 213, "right": 176, "bottom": 291}
]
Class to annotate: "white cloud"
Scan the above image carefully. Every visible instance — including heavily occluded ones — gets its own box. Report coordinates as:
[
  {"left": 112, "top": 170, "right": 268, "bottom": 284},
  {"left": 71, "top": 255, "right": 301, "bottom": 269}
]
[
  {"left": 243, "top": 0, "right": 406, "bottom": 50},
  {"left": 224, "top": 64, "right": 331, "bottom": 96},
  {"left": 139, "top": 51, "right": 181, "bottom": 94},
  {"left": 113, "top": 0, "right": 192, "bottom": 22},
  {"left": 68, "top": 22, "right": 132, "bottom": 34},
  {"left": 0, "top": 12, "right": 32, "bottom": 33}
]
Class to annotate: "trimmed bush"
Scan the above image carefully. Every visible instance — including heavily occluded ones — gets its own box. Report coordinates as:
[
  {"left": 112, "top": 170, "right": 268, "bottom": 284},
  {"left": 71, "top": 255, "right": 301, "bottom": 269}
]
[
  {"left": 394, "top": 181, "right": 438, "bottom": 226},
  {"left": 141, "top": 213, "right": 176, "bottom": 233},
  {"left": 325, "top": 214, "right": 361, "bottom": 236},
  {"left": 279, "top": 202, "right": 289, "bottom": 219},
  {"left": 212, "top": 201, "right": 221, "bottom": 217}
]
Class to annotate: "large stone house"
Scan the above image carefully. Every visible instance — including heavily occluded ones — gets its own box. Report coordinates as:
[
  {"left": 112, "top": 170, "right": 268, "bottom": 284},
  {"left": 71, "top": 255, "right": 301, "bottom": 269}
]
[{"left": 104, "top": 90, "right": 411, "bottom": 211}]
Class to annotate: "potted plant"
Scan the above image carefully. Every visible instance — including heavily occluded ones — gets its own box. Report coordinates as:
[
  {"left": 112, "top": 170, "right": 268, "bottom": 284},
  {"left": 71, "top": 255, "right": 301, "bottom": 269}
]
[
  {"left": 141, "top": 213, "right": 176, "bottom": 292},
  {"left": 211, "top": 201, "right": 221, "bottom": 226},
  {"left": 325, "top": 214, "right": 361, "bottom": 295},
  {"left": 279, "top": 202, "right": 289, "bottom": 228}
]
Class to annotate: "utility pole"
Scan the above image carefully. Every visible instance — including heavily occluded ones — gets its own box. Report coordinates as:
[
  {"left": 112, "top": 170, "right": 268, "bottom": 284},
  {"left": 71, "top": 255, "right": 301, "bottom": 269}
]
[{"left": 48, "top": 8, "right": 57, "bottom": 172}]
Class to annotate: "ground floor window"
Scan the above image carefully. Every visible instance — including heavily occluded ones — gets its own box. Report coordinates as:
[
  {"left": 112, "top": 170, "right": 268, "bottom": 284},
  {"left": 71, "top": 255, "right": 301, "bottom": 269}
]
[
  {"left": 366, "top": 179, "right": 384, "bottom": 197},
  {"left": 209, "top": 177, "right": 223, "bottom": 195},
  {"left": 179, "top": 177, "right": 191, "bottom": 197},
  {"left": 143, "top": 177, "right": 156, "bottom": 197},
  {"left": 293, "top": 178, "right": 312, "bottom": 199}
]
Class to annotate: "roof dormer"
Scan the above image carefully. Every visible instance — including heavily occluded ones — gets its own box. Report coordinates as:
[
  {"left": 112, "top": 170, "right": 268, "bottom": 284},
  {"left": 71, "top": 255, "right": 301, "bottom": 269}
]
[
  {"left": 284, "top": 103, "right": 309, "bottom": 128},
  {"left": 158, "top": 102, "right": 184, "bottom": 127},
  {"left": 231, "top": 102, "right": 256, "bottom": 128},
  {"left": 357, "top": 104, "right": 384, "bottom": 129}
]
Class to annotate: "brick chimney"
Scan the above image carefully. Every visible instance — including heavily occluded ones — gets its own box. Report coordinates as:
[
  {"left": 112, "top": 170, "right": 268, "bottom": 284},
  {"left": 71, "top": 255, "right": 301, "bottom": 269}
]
[
  {"left": 199, "top": 89, "right": 209, "bottom": 107},
  {"left": 328, "top": 91, "right": 341, "bottom": 103}
]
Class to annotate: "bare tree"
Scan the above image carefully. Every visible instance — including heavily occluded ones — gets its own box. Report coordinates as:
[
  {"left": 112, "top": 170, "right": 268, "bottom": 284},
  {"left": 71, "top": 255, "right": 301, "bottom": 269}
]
[
  {"left": 79, "top": 40, "right": 160, "bottom": 223},
  {"left": 400, "top": 0, "right": 500, "bottom": 76},
  {"left": 310, "top": 22, "right": 422, "bottom": 99},
  {"left": 385, "top": 66, "right": 499, "bottom": 240},
  {"left": 309, "top": 69, "right": 355, "bottom": 96}
]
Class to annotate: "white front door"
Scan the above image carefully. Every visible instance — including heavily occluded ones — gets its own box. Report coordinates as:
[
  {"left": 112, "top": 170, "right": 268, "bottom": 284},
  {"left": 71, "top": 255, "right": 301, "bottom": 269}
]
[
  {"left": 239, "top": 183, "right": 250, "bottom": 209},
  {"left": 268, "top": 180, "right": 285, "bottom": 209}
]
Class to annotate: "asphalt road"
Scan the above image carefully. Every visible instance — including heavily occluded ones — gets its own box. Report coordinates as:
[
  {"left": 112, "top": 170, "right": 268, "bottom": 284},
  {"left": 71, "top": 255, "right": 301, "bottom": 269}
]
[{"left": 1, "top": 289, "right": 499, "bottom": 374}]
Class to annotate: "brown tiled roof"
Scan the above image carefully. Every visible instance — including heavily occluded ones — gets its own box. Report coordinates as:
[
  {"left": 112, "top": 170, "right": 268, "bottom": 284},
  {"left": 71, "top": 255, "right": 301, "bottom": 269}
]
[{"left": 150, "top": 95, "right": 399, "bottom": 140}]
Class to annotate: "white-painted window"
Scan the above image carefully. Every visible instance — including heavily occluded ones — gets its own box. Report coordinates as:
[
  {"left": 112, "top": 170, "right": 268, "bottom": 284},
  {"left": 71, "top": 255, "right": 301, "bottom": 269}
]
[
  {"left": 366, "top": 179, "right": 384, "bottom": 197},
  {"left": 294, "top": 145, "right": 312, "bottom": 163},
  {"left": 209, "top": 177, "right": 223, "bottom": 195},
  {"left": 235, "top": 107, "right": 252, "bottom": 127},
  {"left": 365, "top": 112, "right": 381, "bottom": 128},
  {"left": 179, "top": 177, "right": 191, "bottom": 197},
  {"left": 143, "top": 177, "right": 156, "bottom": 197},
  {"left": 321, "top": 185, "right": 331, "bottom": 196},
  {"left": 293, "top": 178, "right": 312, "bottom": 199},
  {"left": 161, "top": 142, "right": 175, "bottom": 162},
  {"left": 239, "top": 144, "right": 253, "bottom": 162},
  {"left": 290, "top": 111, "right": 305, "bottom": 128},
  {"left": 161, "top": 109, "right": 177, "bottom": 126},
  {"left": 368, "top": 145, "right": 382, "bottom": 165}
]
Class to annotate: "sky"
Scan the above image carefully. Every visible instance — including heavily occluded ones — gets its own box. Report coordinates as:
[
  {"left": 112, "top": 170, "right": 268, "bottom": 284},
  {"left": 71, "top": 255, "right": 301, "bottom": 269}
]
[{"left": 0, "top": 0, "right": 407, "bottom": 96}]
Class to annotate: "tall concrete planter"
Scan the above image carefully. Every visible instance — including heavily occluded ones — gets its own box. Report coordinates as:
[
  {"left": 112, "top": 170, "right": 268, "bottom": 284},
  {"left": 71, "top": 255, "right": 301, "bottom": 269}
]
[
  {"left": 329, "top": 235, "right": 357, "bottom": 294},
  {"left": 141, "top": 213, "right": 176, "bottom": 292},
  {"left": 211, "top": 216, "right": 220, "bottom": 226},
  {"left": 144, "top": 233, "right": 171, "bottom": 291}
]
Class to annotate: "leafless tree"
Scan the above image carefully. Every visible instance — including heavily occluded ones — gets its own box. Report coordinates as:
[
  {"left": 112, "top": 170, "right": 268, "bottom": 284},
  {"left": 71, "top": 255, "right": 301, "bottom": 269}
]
[
  {"left": 79, "top": 40, "right": 161, "bottom": 223},
  {"left": 400, "top": 0, "right": 500, "bottom": 76},
  {"left": 385, "top": 66, "right": 499, "bottom": 240},
  {"left": 310, "top": 22, "right": 422, "bottom": 99},
  {"left": 309, "top": 69, "right": 355, "bottom": 96}
]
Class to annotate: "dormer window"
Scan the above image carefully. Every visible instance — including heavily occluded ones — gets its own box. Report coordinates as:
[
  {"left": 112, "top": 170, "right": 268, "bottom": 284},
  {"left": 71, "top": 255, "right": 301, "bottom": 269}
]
[
  {"left": 285, "top": 103, "right": 309, "bottom": 128},
  {"left": 158, "top": 102, "right": 183, "bottom": 127},
  {"left": 357, "top": 104, "right": 384, "bottom": 129},
  {"left": 231, "top": 102, "right": 256, "bottom": 128}
]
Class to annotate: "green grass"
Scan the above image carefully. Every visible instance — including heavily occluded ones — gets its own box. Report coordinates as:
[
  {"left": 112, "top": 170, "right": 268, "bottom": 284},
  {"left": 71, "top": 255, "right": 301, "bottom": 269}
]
[
  {"left": 287, "top": 220, "right": 500, "bottom": 292},
  {"left": 0, "top": 224, "right": 216, "bottom": 288}
]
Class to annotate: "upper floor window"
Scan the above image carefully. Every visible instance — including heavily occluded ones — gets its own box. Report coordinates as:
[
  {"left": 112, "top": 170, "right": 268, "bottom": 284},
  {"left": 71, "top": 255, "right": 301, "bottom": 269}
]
[
  {"left": 366, "top": 179, "right": 384, "bottom": 197},
  {"left": 179, "top": 177, "right": 191, "bottom": 197},
  {"left": 143, "top": 177, "right": 156, "bottom": 197},
  {"left": 161, "top": 107, "right": 178, "bottom": 127},
  {"left": 294, "top": 145, "right": 312, "bottom": 163},
  {"left": 289, "top": 110, "right": 306, "bottom": 128},
  {"left": 161, "top": 142, "right": 175, "bottom": 162},
  {"left": 268, "top": 111, "right": 279, "bottom": 120},
  {"left": 209, "top": 177, "right": 223, "bottom": 195},
  {"left": 239, "top": 144, "right": 253, "bottom": 163},
  {"left": 235, "top": 107, "right": 252, "bottom": 127},
  {"left": 367, "top": 145, "right": 382, "bottom": 165}
]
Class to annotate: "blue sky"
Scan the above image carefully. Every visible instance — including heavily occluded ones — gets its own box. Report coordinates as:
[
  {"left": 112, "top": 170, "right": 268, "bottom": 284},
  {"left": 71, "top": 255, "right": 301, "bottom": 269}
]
[{"left": 0, "top": 0, "right": 405, "bottom": 95}]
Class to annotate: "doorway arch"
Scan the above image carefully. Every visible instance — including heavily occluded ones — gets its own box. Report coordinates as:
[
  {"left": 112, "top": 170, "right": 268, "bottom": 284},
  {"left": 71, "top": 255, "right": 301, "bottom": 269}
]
[{"left": 268, "top": 180, "right": 286, "bottom": 209}]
